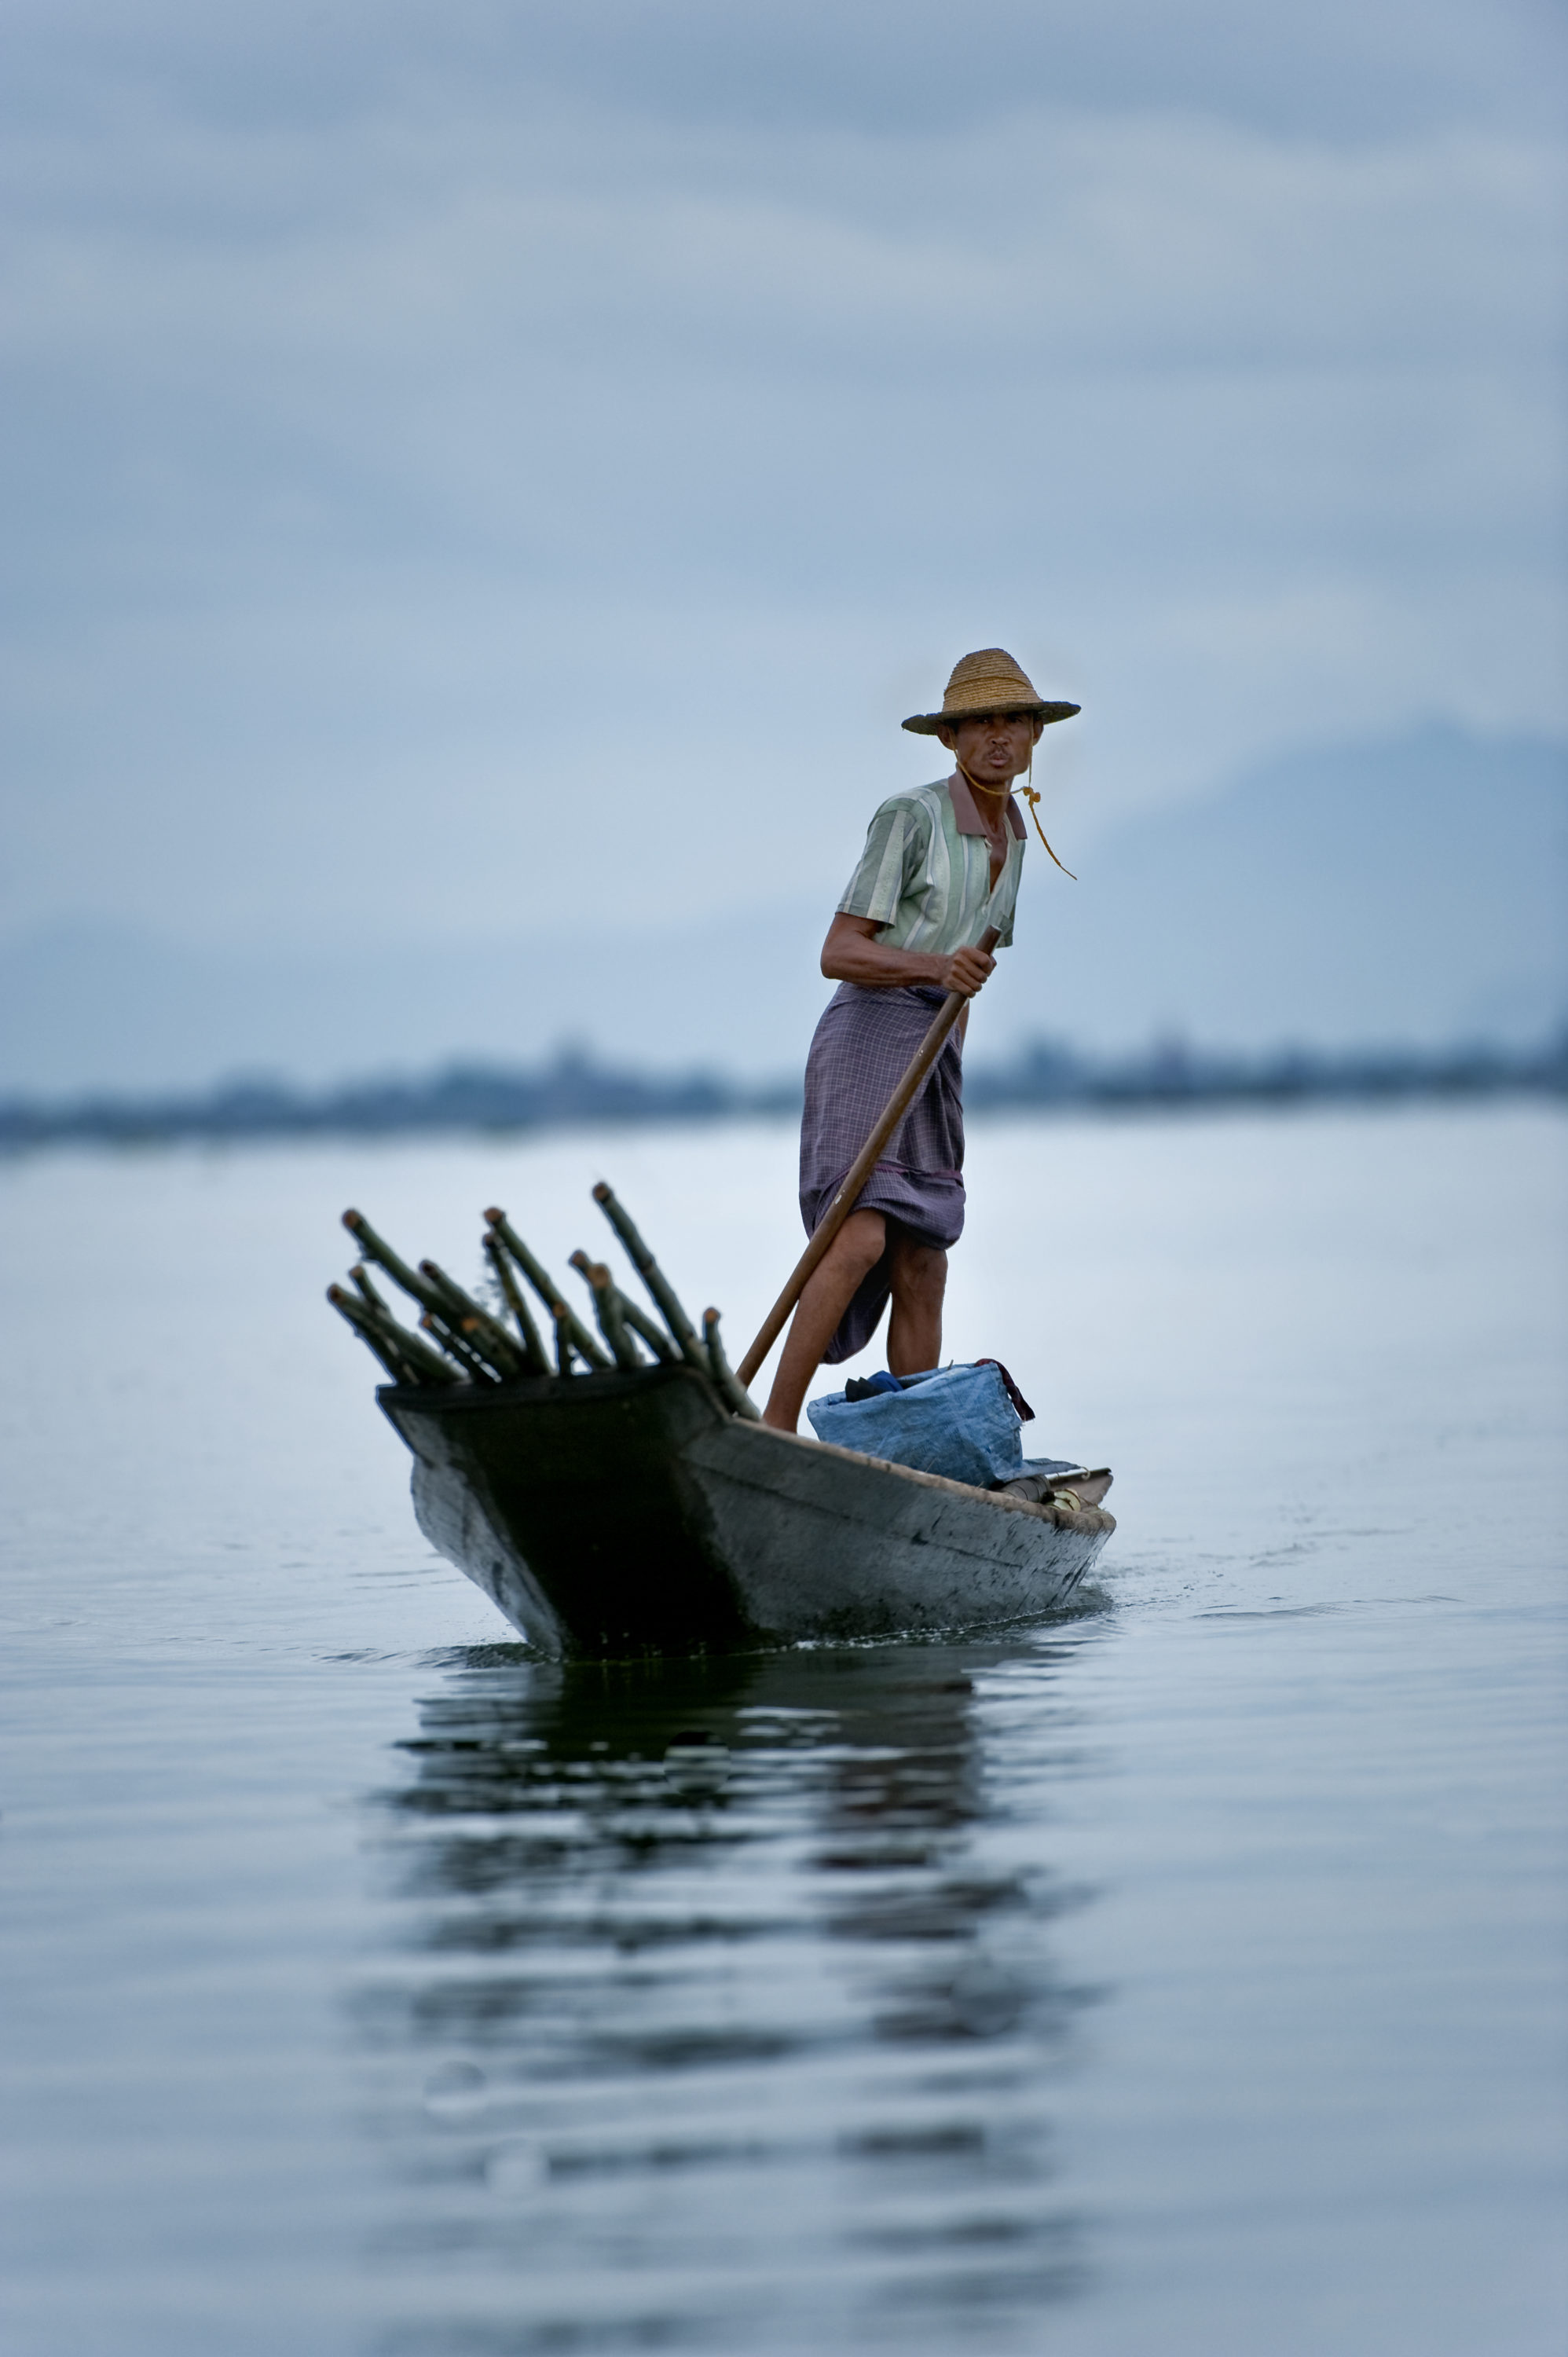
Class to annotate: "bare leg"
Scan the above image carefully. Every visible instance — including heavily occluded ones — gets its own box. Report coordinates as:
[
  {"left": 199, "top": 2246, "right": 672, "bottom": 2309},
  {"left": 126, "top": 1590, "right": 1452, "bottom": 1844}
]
[
  {"left": 761, "top": 1209, "right": 886, "bottom": 1432},
  {"left": 887, "top": 1237, "right": 947, "bottom": 1376}
]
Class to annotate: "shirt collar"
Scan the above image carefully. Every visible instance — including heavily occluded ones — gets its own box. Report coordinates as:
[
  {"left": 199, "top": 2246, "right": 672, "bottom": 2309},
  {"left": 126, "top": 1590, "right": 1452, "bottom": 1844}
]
[{"left": 947, "top": 770, "right": 1026, "bottom": 842}]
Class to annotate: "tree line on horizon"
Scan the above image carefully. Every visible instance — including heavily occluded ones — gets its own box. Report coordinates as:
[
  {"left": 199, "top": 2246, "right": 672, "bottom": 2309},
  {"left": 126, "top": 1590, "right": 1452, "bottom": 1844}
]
[{"left": 1, "top": 1028, "right": 1563, "bottom": 1149}]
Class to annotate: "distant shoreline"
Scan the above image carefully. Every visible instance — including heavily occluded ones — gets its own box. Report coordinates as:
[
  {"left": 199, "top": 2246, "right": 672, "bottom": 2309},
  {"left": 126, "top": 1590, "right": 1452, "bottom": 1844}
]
[{"left": 2, "top": 1032, "right": 1563, "bottom": 1152}]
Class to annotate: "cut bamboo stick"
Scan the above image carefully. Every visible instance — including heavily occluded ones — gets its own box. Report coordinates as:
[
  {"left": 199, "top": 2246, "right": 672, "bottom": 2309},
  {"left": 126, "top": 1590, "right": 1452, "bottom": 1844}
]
[
  {"left": 617, "top": 1299, "right": 677, "bottom": 1362},
  {"left": 571, "top": 1253, "right": 647, "bottom": 1370},
  {"left": 350, "top": 1263, "right": 390, "bottom": 1315},
  {"left": 343, "top": 1291, "right": 440, "bottom": 1379},
  {"left": 551, "top": 1300, "right": 577, "bottom": 1376},
  {"left": 337, "top": 1282, "right": 459, "bottom": 1384},
  {"left": 342, "top": 1210, "right": 448, "bottom": 1322},
  {"left": 328, "top": 1285, "right": 413, "bottom": 1383},
  {"left": 567, "top": 1249, "right": 678, "bottom": 1363},
  {"left": 484, "top": 1208, "right": 610, "bottom": 1369},
  {"left": 482, "top": 1231, "right": 551, "bottom": 1375},
  {"left": 419, "top": 1258, "right": 526, "bottom": 1379},
  {"left": 702, "top": 1307, "right": 761, "bottom": 1420},
  {"left": 419, "top": 1309, "right": 499, "bottom": 1382},
  {"left": 327, "top": 1284, "right": 460, "bottom": 1387},
  {"left": 591, "top": 1182, "right": 707, "bottom": 1371}
]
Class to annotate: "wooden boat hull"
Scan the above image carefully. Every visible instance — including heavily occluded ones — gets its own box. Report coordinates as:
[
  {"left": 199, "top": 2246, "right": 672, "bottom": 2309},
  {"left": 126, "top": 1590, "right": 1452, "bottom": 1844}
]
[{"left": 378, "top": 1364, "right": 1114, "bottom": 1656}]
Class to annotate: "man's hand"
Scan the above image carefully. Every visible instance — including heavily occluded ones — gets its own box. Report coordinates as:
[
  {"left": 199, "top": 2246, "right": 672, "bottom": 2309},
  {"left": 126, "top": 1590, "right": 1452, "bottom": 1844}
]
[
  {"left": 938, "top": 944, "right": 996, "bottom": 997},
  {"left": 821, "top": 914, "right": 999, "bottom": 996}
]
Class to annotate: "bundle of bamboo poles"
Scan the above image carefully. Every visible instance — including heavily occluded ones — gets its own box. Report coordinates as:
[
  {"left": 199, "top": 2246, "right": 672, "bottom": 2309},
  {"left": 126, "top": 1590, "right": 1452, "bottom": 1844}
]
[{"left": 324, "top": 1182, "right": 758, "bottom": 1418}]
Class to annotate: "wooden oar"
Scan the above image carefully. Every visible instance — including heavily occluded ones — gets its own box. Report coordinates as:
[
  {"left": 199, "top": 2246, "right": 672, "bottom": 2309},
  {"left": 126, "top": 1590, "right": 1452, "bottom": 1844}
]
[{"left": 735, "top": 926, "right": 1000, "bottom": 1391}]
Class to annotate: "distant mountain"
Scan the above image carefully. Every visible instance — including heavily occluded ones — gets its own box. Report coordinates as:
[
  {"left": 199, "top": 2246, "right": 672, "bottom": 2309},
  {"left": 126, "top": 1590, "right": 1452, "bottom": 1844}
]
[
  {"left": 2, "top": 724, "right": 1562, "bottom": 1092},
  {"left": 1005, "top": 722, "right": 1566, "bottom": 1052}
]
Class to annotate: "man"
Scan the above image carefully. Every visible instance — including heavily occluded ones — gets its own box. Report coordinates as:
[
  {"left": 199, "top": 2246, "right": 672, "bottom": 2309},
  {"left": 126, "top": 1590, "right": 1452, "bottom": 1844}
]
[{"left": 761, "top": 647, "right": 1079, "bottom": 1432}]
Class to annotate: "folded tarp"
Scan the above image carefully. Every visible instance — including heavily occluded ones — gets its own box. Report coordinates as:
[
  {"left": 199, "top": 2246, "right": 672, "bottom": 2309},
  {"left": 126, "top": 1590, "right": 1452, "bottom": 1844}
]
[{"left": 806, "top": 1361, "right": 1028, "bottom": 1490}]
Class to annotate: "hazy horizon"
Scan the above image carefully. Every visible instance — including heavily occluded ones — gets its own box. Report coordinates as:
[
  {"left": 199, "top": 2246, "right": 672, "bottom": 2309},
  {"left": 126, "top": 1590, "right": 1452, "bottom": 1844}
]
[{"left": 5, "top": 717, "right": 1562, "bottom": 1095}]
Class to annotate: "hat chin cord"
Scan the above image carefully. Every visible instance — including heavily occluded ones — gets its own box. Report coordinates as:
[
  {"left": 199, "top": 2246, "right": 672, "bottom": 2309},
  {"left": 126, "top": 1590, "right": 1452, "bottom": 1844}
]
[{"left": 954, "top": 752, "right": 1077, "bottom": 881}]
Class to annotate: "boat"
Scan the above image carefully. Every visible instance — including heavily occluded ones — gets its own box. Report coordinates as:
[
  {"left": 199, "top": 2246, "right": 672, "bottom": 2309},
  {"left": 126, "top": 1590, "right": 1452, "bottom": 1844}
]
[
  {"left": 328, "top": 1193, "right": 1115, "bottom": 1658},
  {"left": 378, "top": 1359, "right": 1115, "bottom": 1656}
]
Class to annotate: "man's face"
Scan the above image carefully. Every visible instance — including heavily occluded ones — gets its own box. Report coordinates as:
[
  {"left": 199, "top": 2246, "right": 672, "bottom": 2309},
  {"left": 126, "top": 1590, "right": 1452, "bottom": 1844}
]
[{"left": 938, "top": 711, "right": 1042, "bottom": 787}]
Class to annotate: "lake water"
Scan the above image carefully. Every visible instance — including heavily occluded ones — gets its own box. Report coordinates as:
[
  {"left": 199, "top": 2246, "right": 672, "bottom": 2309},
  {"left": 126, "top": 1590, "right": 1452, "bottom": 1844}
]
[{"left": 2, "top": 1102, "right": 1565, "bottom": 2355}]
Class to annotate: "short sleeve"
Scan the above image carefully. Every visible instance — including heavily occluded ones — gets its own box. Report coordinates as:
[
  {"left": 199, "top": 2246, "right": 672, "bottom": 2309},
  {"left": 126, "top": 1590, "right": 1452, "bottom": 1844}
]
[{"left": 836, "top": 797, "right": 929, "bottom": 926}]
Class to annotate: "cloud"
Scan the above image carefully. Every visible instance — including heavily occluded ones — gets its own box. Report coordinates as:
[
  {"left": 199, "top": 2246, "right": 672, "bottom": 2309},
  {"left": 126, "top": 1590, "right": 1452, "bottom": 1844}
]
[
  {"left": 5, "top": 0, "right": 1563, "bottom": 140},
  {"left": 0, "top": 0, "right": 1563, "bottom": 950}
]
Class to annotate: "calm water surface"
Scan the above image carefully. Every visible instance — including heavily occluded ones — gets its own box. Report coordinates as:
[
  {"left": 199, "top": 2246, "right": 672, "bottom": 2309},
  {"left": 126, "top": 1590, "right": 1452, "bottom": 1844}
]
[{"left": 2, "top": 1105, "right": 1565, "bottom": 2354}]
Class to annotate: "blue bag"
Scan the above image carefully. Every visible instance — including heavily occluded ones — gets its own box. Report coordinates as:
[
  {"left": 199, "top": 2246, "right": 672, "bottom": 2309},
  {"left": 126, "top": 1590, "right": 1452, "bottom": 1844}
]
[{"left": 806, "top": 1362, "right": 1027, "bottom": 1489}]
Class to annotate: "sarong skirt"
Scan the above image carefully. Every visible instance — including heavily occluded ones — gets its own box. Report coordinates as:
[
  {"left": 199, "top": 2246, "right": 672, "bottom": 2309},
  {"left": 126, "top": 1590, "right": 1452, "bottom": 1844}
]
[{"left": 798, "top": 981, "right": 965, "bottom": 1364}]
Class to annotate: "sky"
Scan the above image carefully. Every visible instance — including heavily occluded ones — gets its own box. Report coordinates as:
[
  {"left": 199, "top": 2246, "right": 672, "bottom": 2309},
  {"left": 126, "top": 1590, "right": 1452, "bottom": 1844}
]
[{"left": 2, "top": 0, "right": 1564, "bottom": 989}]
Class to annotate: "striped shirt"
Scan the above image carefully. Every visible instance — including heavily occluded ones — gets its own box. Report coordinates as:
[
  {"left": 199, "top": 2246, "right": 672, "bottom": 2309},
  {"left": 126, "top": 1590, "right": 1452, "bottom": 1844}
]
[{"left": 835, "top": 772, "right": 1026, "bottom": 955}]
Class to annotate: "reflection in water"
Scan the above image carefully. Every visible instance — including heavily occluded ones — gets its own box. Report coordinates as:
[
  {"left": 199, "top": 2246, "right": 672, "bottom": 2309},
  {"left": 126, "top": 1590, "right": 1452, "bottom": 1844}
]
[{"left": 355, "top": 1639, "right": 1097, "bottom": 2353}]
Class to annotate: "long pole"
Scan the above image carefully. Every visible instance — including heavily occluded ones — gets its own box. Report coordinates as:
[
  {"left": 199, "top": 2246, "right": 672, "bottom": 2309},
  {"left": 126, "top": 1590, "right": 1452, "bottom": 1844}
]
[{"left": 735, "top": 926, "right": 999, "bottom": 1391}]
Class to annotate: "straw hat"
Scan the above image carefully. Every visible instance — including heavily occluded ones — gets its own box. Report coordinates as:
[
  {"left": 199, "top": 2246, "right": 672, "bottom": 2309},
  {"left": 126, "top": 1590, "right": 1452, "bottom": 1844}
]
[{"left": 902, "top": 647, "right": 1079, "bottom": 735}]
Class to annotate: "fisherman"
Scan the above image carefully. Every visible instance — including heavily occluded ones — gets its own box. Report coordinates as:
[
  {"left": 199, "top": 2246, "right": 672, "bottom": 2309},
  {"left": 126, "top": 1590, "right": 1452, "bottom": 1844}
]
[{"left": 760, "top": 648, "right": 1079, "bottom": 1432}]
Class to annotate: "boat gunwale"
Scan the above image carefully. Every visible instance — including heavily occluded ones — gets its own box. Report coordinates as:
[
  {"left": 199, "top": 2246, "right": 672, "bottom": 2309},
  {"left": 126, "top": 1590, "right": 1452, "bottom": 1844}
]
[{"left": 376, "top": 1364, "right": 1115, "bottom": 1540}]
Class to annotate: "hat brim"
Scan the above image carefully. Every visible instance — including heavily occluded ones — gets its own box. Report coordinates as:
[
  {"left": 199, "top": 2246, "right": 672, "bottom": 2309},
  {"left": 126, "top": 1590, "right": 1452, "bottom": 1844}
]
[{"left": 902, "top": 700, "right": 1081, "bottom": 735}]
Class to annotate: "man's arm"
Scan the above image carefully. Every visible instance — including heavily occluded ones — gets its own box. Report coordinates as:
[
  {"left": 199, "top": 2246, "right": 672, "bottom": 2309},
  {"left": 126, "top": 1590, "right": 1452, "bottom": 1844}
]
[{"left": 821, "top": 912, "right": 995, "bottom": 998}]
